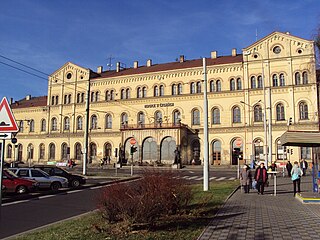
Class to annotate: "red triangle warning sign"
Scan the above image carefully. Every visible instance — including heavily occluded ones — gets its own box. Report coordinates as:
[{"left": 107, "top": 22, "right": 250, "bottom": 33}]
[{"left": 0, "top": 97, "right": 19, "bottom": 132}]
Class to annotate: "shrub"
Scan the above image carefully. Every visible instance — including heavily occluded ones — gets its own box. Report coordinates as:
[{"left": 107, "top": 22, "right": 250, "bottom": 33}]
[{"left": 97, "top": 170, "right": 192, "bottom": 229}]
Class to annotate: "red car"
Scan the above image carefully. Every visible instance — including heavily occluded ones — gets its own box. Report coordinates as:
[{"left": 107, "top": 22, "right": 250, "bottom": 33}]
[{"left": 2, "top": 169, "right": 38, "bottom": 194}]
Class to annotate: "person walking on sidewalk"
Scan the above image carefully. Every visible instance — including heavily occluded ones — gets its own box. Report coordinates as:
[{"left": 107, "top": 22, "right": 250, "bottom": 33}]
[
  {"left": 286, "top": 160, "right": 293, "bottom": 177},
  {"left": 291, "top": 161, "right": 303, "bottom": 196},
  {"left": 254, "top": 162, "right": 268, "bottom": 195},
  {"left": 240, "top": 165, "right": 252, "bottom": 193},
  {"left": 300, "top": 159, "right": 308, "bottom": 176}
]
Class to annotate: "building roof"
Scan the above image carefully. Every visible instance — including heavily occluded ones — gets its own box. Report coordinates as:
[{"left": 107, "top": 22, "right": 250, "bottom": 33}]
[
  {"left": 91, "top": 55, "right": 243, "bottom": 79},
  {"left": 11, "top": 96, "right": 47, "bottom": 109}
]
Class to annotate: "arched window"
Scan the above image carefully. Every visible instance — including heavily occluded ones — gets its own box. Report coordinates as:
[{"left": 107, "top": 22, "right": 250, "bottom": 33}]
[
  {"left": 173, "top": 110, "right": 181, "bottom": 125},
  {"left": 251, "top": 76, "right": 256, "bottom": 89},
  {"left": 210, "top": 80, "right": 215, "bottom": 92},
  {"left": 126, "top": 88, "right": 130, "bottom": 99},
  {"left": 39, "top": 143, "right": 45, "bottom": 159},
  {"left": 299, "top": 102, "right": 308, "bottom": 120},
  {"left": 276, "top": 103, "right": 285, "bottom": 121},
  {"left": 196, "top": 81, "right": 201, "bottom": 93},
  {"left": 138, "top": 112, "right": 145, "bottom": 125},
  {"left": 110, "top": 90, "right": 114, "bottom": 100},
  {"left": 49, "top": 143, "right": 55, "bottom": 160},
  {"left": 75, "top": 142, "right": 82, "bottom": 160},
  {"left": 172, "top": 84, "right": 177, "bottom": 95},
  {"left": 212, "top": 108, "right": 220, "bottom": 124},
  {"left": 64, "top": 117, "right": 70, "bottom": 131},
  {"left": 154, "top": 86, "right": 158, "bottom": 96},
  {"left": 276, "top": 139, "right": 287, "bottom": 160},
  {"left": 257, "top": 76, "right": 263, "bottom": 88},
  {"left": 272, "top": 74, "right": 278, "bottom": 87},
  {"left": 279, "top": 74, "right": 285, "bottom": 86},
  {"left": 95, "top": 92, "right": 99, "bottom": 102},
  {"left": 89, "top": 142, "right": 97, "bottom": 162},
  {"left": 302, "top": 72, "right": 308, "bottom": 84},
  {"left": 121, "top": 89, "right": 125, "bottom": 99},
  {"left": 77, "top": 116, "right": 83, "bottom": 130},
  {"left": 91, "top": 115, "right": 98, "bottom": 129},
  {"left": 105, "top": 90, "right": 110, "bottom": 101},
  {"left": 51, "top": 117, "right": 57, "bottom": 131},
  {"left": 51, "top": 96, "right": 55, "bottom": 105},
  {"left": 254, "top": 105, "right": 263, "bottom": 122},
  {"left": 295, "top": 72, "right": 301, "bottom": 85},
  {"left": 40, "top": 119, "right": 47, "bottom": 132},
  {"left": 190, "top": 82, "right": 196, "bottom": 94},
  {"left": 68, "top": 94, "right": 72, "bottom": 104},
  {"left": 55, "top": 96, "right": 59, "bottom": 105},
  {"left": 192, "top": 109, "right": 200, "bottom": 125},
  {"left": 81, "top": 93, "right": 84, "bottom": 102},
  {"left": 77, "top": 93, "right": 81, "bottom": 103},
  {"left": 29, "top": 119, "right": 35, "bottom": 132},
  {"left": 178, "top": 83, "right": 182, "bottom": 94},
  {"left": 232, "top": 106, "right": 241, "bottom": 123},
  {"left": 6, "top": 144, "right": 12, "bottom": 158},
  {"left": 236, "top": 78, "right": 242, "bottom": 90},
  {"left": 64, "top": 95, "right": 68, "bottom": 104},
  {"left": 90, "top": 91, "right": 95, "bottom": 102},
  {"left": 19, "top": 121, "right": 24, "bottom": 132},
  {"left": 121, "top": 113, "right": 128, "bottom": 127},
  {"left": 137, "top": 87, "right": 141, "bottom": 98},
  {"left": 105, "top": 114, "right": 112, "bottom": 129},
  {"left": 61, "top": 142, "right": 68, "bottom": 160},
  {"left": 27, "top": 144, "right": 34, "bottom": 160},
  {"left": 160, "top": 85, "right": 164, "bottom": 96},
  {"left": 230, "top": 78, "right": 235, "bottom": 91},
  {"left": 216, "top": 80, "right": 221, "bottom": 92},
  {"left": 155, "top": 111, "right": 162, "bottom": 125},
  {"left": 142, "top": 87, "right": 147, "bottom": 98}
]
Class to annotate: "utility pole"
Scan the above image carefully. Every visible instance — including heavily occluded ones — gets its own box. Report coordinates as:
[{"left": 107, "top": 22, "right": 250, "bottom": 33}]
[
  {"left": 83, "top": 78, "right": 90, "bottom": 175},
  {"left": 203, "top": 58, "right": 209, "bottom": 191}
]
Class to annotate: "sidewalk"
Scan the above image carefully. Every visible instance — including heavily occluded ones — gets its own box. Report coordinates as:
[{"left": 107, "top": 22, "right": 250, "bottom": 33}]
[{"left": 198, "top": 174, "right": 320, "bottom": 240}]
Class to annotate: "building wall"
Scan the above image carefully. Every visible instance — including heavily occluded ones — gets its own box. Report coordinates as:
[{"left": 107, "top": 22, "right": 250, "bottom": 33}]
[{"left": 7, "top": 32, "right": 318, "bottom": 166}]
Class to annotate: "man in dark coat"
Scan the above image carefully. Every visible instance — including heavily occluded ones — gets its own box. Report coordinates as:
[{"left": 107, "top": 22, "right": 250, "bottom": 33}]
[
  {"left": 300, "top": 159, "right": 308, "bottom": 176},
  {"left": 254, "top": 162, "right": 268, "bottom": 195},
  {"left": 286, "top": 160, "right": 293, "bottom": 177}
]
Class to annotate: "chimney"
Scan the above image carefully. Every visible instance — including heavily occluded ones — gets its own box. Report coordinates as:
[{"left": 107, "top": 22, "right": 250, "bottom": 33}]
[
  {"left": 147, "top": 59, "right": 152, "bottom": 67},
  {"left": 97, "top": 66, "right": 103, "bottom": 73},
  {"left": 10, "top": 98, "right": 13, "bottom": 104},
  {"left": 211, "top": 51, "right": 217, "bottom": 59},
  {"left": 116, "top": 62, "right": 120, "bottom": 72},
  {"left": 232, "top": 48, "right": 237, "bottom": 57},
  {"left": 26, "top": 95, "right": 31, "bottom": 100},
  {"left": 134, "top": 61, "right": 139, "bottom": 69},
  {"left": 179, "top": 55, "right": 185, "bottom": 63}
]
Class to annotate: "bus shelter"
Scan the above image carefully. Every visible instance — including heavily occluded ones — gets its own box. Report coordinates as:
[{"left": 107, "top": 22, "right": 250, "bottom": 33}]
[{"left": 279, "top": 131, "right": 320, "bottom": 193}]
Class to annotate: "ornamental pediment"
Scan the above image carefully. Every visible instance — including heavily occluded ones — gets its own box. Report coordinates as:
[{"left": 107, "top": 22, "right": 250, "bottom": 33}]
[{"left": 49, "top": 62, "right": 90, "bottom": 84}]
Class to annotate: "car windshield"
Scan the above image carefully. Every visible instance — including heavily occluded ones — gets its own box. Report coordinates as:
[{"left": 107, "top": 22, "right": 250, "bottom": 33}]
[
  {"left": 4, "top": 169, "right": 19, "bottom": 178},
  {"left": 34, "top": 169, "right": 50, "bottom": 177}
]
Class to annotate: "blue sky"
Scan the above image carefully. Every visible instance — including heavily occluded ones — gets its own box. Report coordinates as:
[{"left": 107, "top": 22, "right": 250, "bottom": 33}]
[{"left": 1, "top": 0, "right": 320, "bottom": 101}]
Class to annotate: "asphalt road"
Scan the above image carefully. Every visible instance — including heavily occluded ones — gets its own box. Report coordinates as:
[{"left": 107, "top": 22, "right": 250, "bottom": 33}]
[{"left": 0, "top": 166, "right": 238, "bottom": 239}]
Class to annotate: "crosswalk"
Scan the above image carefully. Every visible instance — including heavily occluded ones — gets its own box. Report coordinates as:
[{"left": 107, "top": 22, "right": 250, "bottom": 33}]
[{"left": 175, "top": 175, "right": 236, "bottom": 181}]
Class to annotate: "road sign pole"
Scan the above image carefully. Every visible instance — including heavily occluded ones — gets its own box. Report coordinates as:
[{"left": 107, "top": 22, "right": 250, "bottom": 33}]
[{"left": 0, "top": 139, "right": 5, "bottom": 213}]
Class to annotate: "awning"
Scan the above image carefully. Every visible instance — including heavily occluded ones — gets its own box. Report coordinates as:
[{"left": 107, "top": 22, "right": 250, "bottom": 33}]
[{"left": 279, "top": 131, "right": 320, "bottom": 147}]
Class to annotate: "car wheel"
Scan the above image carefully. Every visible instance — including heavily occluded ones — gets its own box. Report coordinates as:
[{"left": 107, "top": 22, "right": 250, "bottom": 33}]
[
  {"left": 71, "top": 179, "right": 80, "bottom": 188},
  {"left": 16, "top": 185, "right": 28, "bottom": 194},
  {"left": 50, "top": 182, "right": 61, "bottom": 191}
]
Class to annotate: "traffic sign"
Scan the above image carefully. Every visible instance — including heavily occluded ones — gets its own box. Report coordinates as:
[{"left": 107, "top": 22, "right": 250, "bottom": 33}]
[
  {"left": 235, "top": 138, "right": 242, "bottom": 147},
  {"left": 130, "top": 138, "right": 137, "bottom": 145},
  {"left": 0, "top": 97, "right": 19, "bottom": 133},
  {"left": 0, "top": 132, "right": 12, "bottom": 140}
]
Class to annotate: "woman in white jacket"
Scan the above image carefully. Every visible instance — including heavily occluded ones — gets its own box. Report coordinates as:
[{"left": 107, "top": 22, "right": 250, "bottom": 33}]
[{"left": 291, "top": 161, "right": 303, "bottom": 196}]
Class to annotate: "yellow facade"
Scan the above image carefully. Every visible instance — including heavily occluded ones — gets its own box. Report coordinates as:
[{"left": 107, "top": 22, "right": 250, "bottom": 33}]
[{"left": 7, "top": 32, "right": 318, "bottom": 166}]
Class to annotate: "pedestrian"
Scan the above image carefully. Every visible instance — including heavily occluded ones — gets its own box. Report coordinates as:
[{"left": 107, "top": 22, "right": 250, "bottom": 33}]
[
  {"left": 254, "top": 161, "right": 268, "bottom": 195},
  {"left": 286, "top": 160, "right": 293, "bottom": 177},
  {"left": 240, "top": 165, "right": 251, "bottom": 193},
  {"left": 269, "top": 162, "right": 277, "bottom": 171},
  {"left": 291, "top": 161, "right": 303, "bottom": 196},
  {"left": 300, "top": 159, "right": 308, "bottom": 176}
]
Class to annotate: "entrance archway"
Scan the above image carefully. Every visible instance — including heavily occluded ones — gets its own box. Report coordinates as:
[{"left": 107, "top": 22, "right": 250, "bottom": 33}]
[
  {"left": 142, "top": 137, "right": 157, "bottom": 162},
  {"left": 160, "top": 136, "right": 176, "bottom": 162}
]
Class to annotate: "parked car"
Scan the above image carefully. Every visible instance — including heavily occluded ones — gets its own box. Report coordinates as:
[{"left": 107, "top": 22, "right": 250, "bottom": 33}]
[
  {"left": 9, "top": 168, "right": 68, "bottom": 191},
  {"left": 33, "top": 165, "right": 86, "bottom": 188},
  {"left": 2, "top": 168, "right": 38, "bottom": 194}
]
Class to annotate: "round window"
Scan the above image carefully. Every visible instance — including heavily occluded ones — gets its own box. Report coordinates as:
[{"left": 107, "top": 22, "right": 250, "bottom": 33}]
[
  {"left": 66, "top": 73, "right": 72, "bottom": 79},
  {"left": 273, "top": 46, "right": 281, "bottom": 54}
]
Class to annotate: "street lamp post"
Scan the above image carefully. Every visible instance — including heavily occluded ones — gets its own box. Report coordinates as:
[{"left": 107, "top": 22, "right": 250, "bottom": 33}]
[{"left": 203, "top": 58, "right": 209, "bottom": 191}]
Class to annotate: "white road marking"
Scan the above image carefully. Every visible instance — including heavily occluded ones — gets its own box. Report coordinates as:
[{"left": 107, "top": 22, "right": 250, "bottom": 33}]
[
  {"left": 2, "top": 200, "right": 30, "bottom": 206},
  {"left": 68, "top": 189, "right": 84, "bottom": 194},
  {"left": 90, "top": 185, "right": 104, "bottom": 190},
  {"left": 196, "top": 177, "right": 203, "bottom": 180},
  {"left": 216, "top": 177, "right": 227, "bottom": 181},
  {"left": 188, "top": 176, "right": 198, "bottom": 179},
  {"left": 228, "top": 177, "right": 236, "bottom": 180},
  {"left": 188, "top": 171, "right": 195, "bottom": 174},
  {"left": 209, "top": 177, "right": 217, "bottom": 180},
  {"left": 39, "top": 195, "right": 55, "bottom": 199}
]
